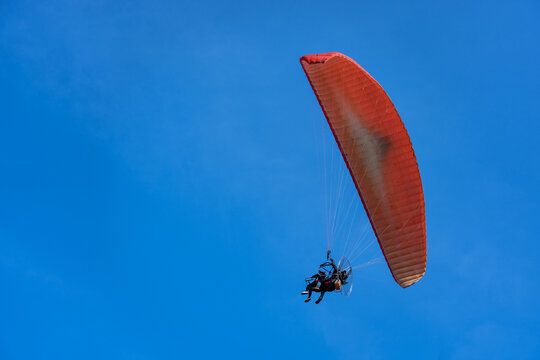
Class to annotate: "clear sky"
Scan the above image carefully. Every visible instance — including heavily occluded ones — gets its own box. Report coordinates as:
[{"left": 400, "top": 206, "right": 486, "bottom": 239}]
[{"left": 1, "top": 1, "right": 539, "bottom": 359}]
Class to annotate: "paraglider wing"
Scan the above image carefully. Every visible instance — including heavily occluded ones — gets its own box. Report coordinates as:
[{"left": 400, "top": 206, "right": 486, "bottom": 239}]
[{"left": 300, "top": 52, "right": 426, "bottom": 287}]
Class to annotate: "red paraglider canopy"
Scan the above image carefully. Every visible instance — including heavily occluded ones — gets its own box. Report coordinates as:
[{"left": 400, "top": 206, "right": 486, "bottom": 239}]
[{"left": 300, "top": 52, "right": 426, "bottom": 287}]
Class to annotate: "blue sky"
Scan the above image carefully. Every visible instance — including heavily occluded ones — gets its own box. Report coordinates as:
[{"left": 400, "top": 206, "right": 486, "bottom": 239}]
[{"left": 1, "top": 1, "right": 539, "bottom": 359}]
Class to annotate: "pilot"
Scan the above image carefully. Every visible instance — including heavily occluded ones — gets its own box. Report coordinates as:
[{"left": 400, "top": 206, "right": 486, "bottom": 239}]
[{"left": 302, "top": 257, "right": 339, "bottom": 304}]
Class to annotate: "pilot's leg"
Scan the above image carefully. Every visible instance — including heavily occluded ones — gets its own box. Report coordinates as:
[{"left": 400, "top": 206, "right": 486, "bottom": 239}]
[
  {"left": 304, "top": 287, "right": 313, "bottom": 302},
  {"left": 315, "top": 291, "right": 325, "bottom": 304}
]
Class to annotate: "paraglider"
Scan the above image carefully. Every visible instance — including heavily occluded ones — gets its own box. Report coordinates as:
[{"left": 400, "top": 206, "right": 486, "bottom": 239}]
[
  {"left": 300, "top": 52, "right": 426, "bottom": 302},
  {"left": 301, "top": 252, "right": 353, "bottom": 303}
]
